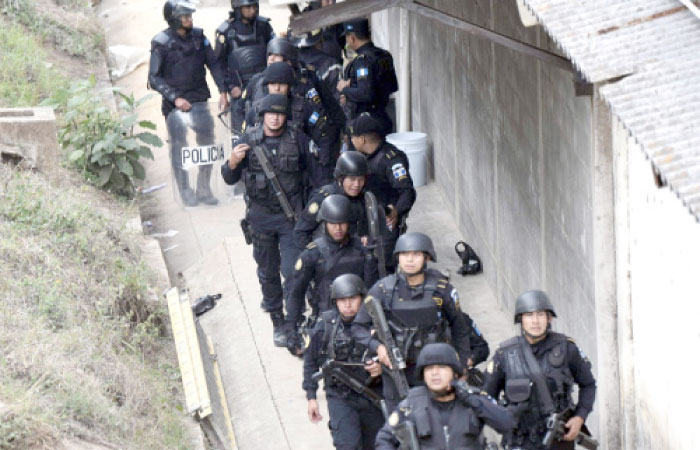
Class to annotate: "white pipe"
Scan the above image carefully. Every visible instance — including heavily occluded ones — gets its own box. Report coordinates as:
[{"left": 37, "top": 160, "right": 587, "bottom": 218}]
[
  {"left": 398, "top": 7, "right": 411, "bottom": 132},
  {"left": 678, "top": 0, "right": 700, "bottom": 21}
]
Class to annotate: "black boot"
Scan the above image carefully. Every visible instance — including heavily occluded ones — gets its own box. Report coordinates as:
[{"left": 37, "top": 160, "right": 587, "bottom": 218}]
[
  {"left": 196, "top": 165, "right": 218, "bottom": 206},
  {"left": 174, "top": 168, "right": 198, "bottom": 207},
  {"left": 270, "top": 310, "right": 288, "bottom": 347}
]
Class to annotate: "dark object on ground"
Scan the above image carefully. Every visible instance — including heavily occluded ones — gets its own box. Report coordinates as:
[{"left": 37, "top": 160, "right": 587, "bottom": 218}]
[
  {"left": 192, "top": 293, "right": 222, "bottom": 316},
  {"left": 455, "top": 241, "right": 482, "bottom": 275}
]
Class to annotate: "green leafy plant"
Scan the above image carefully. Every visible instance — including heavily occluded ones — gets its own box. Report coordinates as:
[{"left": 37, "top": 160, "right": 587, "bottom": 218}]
[{"left": 42, "top": 75, "right": 162, "bottom": 197}]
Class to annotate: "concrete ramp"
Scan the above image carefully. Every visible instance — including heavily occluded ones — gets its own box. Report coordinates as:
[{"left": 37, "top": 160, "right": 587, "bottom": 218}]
[{"left": 184, "top": 238, "right": 333, "bottom": 450}]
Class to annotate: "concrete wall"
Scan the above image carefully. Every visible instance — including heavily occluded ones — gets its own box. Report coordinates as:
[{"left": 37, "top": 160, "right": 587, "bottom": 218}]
[
  {"left": 373, "top": 1, "right": 598, "bottom": 377},
  {"left": 372, "top": 2, "right": 700, "bottom": 449},
  {"left": 613, "top": 120, "right": 700, "bottom": 450}
]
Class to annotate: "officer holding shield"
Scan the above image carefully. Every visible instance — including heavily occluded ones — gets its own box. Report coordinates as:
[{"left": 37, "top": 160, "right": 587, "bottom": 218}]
[{"left": 148, "top": 0, "right": 227, "bottom": 206}]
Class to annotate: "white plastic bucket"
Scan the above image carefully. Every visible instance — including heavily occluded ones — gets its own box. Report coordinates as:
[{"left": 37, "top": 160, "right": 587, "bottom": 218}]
[{"left": 386, "top": 132, "right": 428, "bottom": 187}]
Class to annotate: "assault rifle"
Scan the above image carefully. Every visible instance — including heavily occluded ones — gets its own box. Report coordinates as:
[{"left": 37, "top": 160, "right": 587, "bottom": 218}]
[
  {"left": 364, "top": 191, "right": 387, "bottom": 278},
  {"left": 251, "top": 129, "right": 297, "bottom": 222},
  {"left": 542, "top": 408, "right": 599, "bottom": 449},
  {"left": 364, "top": 295, "right": 409, "bottom": 399},
  {"left": 311, "top": 360, "right": 383, "bottom": 410}
]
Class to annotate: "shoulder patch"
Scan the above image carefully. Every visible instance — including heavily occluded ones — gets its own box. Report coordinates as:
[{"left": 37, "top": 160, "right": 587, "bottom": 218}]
[
  {"left": 391, "top": 163, "right": 407, "bottom": 180},
  {"left": 217, "top": 21, "right": 229, "bottom": 34},
  {"left": 152, "top": 31, "right": 170, "bottom": 46},
  {"left": 486, "top": 359, "right": 495, "bottom": 374},
  {"left": 306, "top": 242, "right": 318, "bottom": 249},
  {"left": 306, "top": 88, "right": 319, "bottom": 100},
  {"left": 219, "top": 34, "right": 226, "bottom": 44},
  {"left": 388, "top": 411, "right": 400, "bottom": 427},
  {"left": 295, "top": 258, "right": 303, "bottom": 271},
  {"left": 308, "top": 202, "right": 319, "bottom": 214}
]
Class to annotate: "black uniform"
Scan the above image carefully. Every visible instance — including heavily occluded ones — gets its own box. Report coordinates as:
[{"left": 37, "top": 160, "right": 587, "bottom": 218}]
[
  {"left": 221, "top": 124, "right": 310, "bottom": 313},
  {"left": 375, "top": 385, "right": 517, "bottom": 450},
  {"left": 293, "top": 181, "right": 368, "bottom": 249},
  {"left": 341, "top": 42, "right": 398, "bottom": 134},
  {"left": 304, "top": 311, "right": 384, "bottom": 450},
  {"left": 482, "top": 333, "right": 597, "bottom": 450},
  {"left": 214, "top": 13, "right": 275, "bottom": 130},
  {"left": 299, "top": 46, "right": 346, "bottom": 131},
  {"left": 244, "top": 70, "right": 336, "bottom": 190},
  {"left": 286, "top": 235, "right": 377, "bottom": 325},
  {"left": 148, "top": 27, "right": 226, "bottom": 201},
  {"left": 352, "top": 270, "right": 472, "bottom": 409},
  {"left": 364, "top": 140, "right": 416, "bottom": 270}
]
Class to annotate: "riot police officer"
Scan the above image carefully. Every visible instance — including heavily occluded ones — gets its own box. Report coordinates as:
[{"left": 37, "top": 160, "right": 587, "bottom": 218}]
[
  {"left": 303, "top": 274, "right": 384, "bottom": 450},
  {"left": 348, "top": 113, "right": 416, "bottom": 271},
  {"left": 336, "top": 18, "right": 398, "bottom": 134},
  {"left": 243, "top": 62, "right": 296, "bottom": 126},
  {"left": 352, "top": 232, "right": 472, "bottom": 413},
  {"left": 294, "top": 151, "right": 369, "bottom": 249},
  {"left": 285, "top": 195, "right": 378, "bottom": 355},
  {"left": 291, "top": 28, "right": 345, "bottom": 137},
  {"left": 300, "top": 0, "right": 345, "bottom": 63},
  {"left": 375, "top": 343, "right": 516, "bottom": 450},
  {"left": 244, "top": 37, "right": 337, "bottom": 190},
  {"left": 482, "top": 291, "right": 597, "bottom": 450},
  {"left": 214, "top": 0, "right": 275, "bottom": 132},
  {"left": 148, "top": 0, "right": 227, "bottom": 207},
  {"left": 221, "top": 94, "right": 310, "bottom": 346}
]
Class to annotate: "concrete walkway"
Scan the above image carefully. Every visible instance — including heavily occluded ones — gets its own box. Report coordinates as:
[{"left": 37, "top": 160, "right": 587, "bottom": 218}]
[{"left": 96, "top": 1, "right": 516, "bottom": 449}]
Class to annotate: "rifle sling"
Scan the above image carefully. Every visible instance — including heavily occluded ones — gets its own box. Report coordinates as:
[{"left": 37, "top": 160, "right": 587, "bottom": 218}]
[{"left": 518, "top": 335, "right": 555, "bottom": 415}]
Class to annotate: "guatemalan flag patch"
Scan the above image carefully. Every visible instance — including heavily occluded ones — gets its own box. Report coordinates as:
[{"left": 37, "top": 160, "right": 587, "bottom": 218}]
[
  {"left": 309, "top": 111, "right": 319, "bottom": 124},
  {"left": 357, "top": 67, "right": 369, "bottom": 79},
  {"left": 391, "top": 163, "right": 407, "bottom": 179}
]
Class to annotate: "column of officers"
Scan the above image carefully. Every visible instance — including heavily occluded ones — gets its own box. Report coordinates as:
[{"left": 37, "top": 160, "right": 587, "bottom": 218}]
[{"left": 149, "top": 2, "right": 597, "bottom": 449}]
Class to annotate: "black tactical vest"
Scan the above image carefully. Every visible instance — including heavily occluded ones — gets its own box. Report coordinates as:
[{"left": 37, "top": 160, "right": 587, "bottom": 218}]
[
  {"left": 160, "top": 28, "right": 208, "bottom": 94},
  {"left": 320, "top": 311, "right": 368, "bottom": 393},
  {"left": 312, "top": 236, "right": 367, "bottom": 313},
  {"left": 403, "top": 386, "right": 482, "bottom": 450},
  {"left": 381, "top": 269, "right": 448, "bottom": 363},
  {"left": 243, "top": 126, "right": 303, "bottom": 207},
  {"left": 499, "top": 333, "right": 575, "bottom": 446},
  {"left": 224, "top": 19, "right": 268, "bottom": 83}
]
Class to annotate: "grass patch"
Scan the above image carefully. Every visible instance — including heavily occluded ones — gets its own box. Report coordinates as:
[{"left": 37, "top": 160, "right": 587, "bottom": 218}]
[
  {"left": 0, "top": 164, "right": 189, "bottom": 450},
  {"left": 1, "top": 0, "right": 104, "bottom": 59},
  {"left": 0, "top": 19, "right": 67, "bottom": 107}
]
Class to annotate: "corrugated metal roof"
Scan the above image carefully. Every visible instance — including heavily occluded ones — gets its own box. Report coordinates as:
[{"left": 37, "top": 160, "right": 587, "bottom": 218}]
[{"left": 521, "top": 0, "right": 700, "bottom": 221}]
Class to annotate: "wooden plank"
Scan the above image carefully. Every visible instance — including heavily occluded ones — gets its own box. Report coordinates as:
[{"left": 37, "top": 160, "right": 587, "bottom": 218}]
[
  {"left": 289, "top": 0, "right": 409, "bottom": 33},
  {"left": 403, "top": 2, "right": 573, "bottom": 72}
]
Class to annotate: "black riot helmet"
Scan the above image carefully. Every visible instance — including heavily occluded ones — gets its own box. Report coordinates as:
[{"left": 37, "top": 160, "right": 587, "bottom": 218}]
[
  {"left": 290, "top": 29, "right": 323, "bottom": 48},
  {"left": 317, "top": 194, "right": 355, "bottom": 224},
  {"left": 393, "top": 232, "right": 437, "bottom": 262},
  {"left": 232, "top": 0, "right": 258, "bottom": 7},
  {"left": 330, "top": 273, "right": 367, "bottom": 302},
  {"left": 163, "top": 0, "right": 196, "bottom": 31},
  {"left": 514, "top": 290, "right": 557, "bottom": 324},
  {"left": 263, "top": 62, "right": 296, "bottom": 86},
  {"left": 257, "top": 94, "right": 289, "bottom": 116},
  {"left": 267, "top": 37, "right": 299, "bottom": 63},
  {"left": 334, "top": 151, "right": 368, "bottom": 179},
  {"left": 415, "top": 343, "right": 462, "bottom": 380}
]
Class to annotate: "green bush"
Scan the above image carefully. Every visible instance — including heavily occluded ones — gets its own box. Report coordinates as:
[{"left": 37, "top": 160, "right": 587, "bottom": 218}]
[{"left": 42, "top": 76, "right": 162, "bottom": 197}]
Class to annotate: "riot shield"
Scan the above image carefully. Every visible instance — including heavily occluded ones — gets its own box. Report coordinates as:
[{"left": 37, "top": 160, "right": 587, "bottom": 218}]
[{"left": 165, "top": 101, "right": 234, "bottom": 208}]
